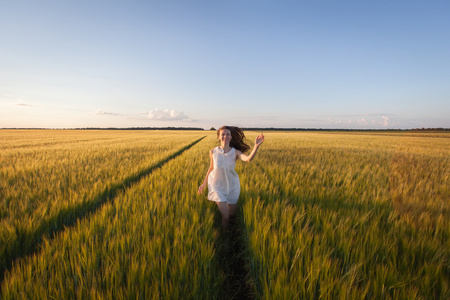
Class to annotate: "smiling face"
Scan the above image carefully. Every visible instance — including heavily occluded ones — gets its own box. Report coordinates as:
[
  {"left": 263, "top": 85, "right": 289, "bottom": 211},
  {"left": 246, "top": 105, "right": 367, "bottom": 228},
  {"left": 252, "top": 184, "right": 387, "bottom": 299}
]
[{"left": 218, "top": 129, "right": 231, "bottom": 145}]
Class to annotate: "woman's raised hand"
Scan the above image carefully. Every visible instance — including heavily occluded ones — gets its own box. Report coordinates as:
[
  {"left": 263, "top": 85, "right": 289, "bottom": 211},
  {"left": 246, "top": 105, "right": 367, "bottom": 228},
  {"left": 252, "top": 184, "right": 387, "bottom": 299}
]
[{"left": 255, "top": 133, "right": 265, "bottom": 147}]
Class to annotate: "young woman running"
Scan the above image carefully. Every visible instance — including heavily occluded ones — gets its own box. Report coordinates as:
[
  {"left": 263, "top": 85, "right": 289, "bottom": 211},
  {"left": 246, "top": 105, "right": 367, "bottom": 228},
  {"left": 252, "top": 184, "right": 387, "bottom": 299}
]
[{"left": 198, "top": 126, "right": 264, "bottom": 228}]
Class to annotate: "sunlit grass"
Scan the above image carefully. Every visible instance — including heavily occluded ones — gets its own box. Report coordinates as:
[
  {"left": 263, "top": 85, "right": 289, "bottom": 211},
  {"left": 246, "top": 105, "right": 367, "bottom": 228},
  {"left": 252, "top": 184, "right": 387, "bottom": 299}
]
[
  {"left": 239, "top": 131, "right": 449, "bottom": 299},
  {"left": 1, "top": 130, "right": 448, "bottom": 299},
  {"left": 1, "top": 133, "right": 220, "bottom": 299},
  {"left": 0, "top": 130, "right": 205, "bottom": 281}
]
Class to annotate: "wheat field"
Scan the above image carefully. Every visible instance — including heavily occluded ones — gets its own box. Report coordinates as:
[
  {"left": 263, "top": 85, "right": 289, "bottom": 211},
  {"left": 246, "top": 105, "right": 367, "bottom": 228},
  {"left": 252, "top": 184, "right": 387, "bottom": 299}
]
[{"left": 0, "top": 130, "right": 448, "bottom": 299}]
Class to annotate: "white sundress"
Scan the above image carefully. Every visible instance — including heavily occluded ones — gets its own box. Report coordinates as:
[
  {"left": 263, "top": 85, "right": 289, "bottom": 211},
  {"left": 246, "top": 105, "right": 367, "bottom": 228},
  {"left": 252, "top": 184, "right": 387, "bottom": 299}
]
[{"left": 208, "top": 146, "right": 240, "bottom": 204}]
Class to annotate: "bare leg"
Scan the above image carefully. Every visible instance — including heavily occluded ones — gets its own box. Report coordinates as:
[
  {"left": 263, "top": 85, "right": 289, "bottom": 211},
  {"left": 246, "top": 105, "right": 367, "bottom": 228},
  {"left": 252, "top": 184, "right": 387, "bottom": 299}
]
[
  {"left": 216, "top": 202, "right": 230, "bottom": 228},
  {"left": 228, "top": 203, "right": 237, "bottom": 217},
  {"left": 228, "top": 203, "right": 238, "bottom": 227}
]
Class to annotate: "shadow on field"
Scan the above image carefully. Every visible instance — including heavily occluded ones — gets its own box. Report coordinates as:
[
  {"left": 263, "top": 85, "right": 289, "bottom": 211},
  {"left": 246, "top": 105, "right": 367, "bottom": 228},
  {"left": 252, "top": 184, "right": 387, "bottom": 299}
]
[
  {"left": 213, "top": 207, "right": 256, "bottom": 300},
  {"left": 0, "top": 137, "right": 205, "bottom": 285}
]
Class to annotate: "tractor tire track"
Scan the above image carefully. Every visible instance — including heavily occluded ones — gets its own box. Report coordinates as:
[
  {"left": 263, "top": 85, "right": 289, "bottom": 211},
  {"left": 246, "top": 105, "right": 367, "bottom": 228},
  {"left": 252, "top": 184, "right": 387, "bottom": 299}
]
[
  {"left": 0, "top": 136, "right": 205, "bottom": 284},
  {"left": 216, "top": 213, "right": 257, "bottom": 300}
]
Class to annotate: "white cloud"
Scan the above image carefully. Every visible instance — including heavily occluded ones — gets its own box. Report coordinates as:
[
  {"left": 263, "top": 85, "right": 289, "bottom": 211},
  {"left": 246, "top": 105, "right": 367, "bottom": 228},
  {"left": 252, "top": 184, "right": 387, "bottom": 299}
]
[
  {"left": 324, "top": 113, "right": 394, "bottom": 129},
  {"left": 357, "top": 118, "right": 368, "bottom": 126},
  {"left": 147, "top": 108, "right": 192, "bottom": 121},
  {"left": 92, "top": 110, "right": 121, "bottom": 116},
  {"left": 17, "top": 103, "right": 35, "bottom": 107},
  {"left": 381, "top": 115, "right": 389, "bottom": 127}
]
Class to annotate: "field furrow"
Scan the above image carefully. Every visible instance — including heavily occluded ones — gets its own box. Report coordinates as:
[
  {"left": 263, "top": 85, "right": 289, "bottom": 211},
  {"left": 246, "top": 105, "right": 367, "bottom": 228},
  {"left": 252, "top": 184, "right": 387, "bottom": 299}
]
[
  {"left": 1, "top": 133, "right": 221, "bottom": 299},
  {"left": 0, "top": 130, "right": 448, "bottom": 299},
  {"left": 0, "top": 130, "right": 205, "bottom": 283}
]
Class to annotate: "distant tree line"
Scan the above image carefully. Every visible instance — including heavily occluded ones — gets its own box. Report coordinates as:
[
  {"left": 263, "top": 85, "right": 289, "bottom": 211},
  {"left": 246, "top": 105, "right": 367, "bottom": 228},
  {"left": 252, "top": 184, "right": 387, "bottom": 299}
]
[
  {"left": 79, "top": 127, "right": 205, "bottom": 130},
  {"left": 2, "top": 127, "right": 448, "bottom": 131},
  {"left": 0, "top": 127, "right": 205, "bottom": 130},
  {"left": 242, "top": 127, "right": 450, "bottom": 132},
  {"left": 411, "top": 128, "right": 449, "bottom": 131}
]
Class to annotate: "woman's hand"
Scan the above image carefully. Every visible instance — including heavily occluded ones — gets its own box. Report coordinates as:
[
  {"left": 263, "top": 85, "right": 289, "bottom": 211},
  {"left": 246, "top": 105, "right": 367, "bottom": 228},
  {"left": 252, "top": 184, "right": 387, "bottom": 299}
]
[
  {"left": 255, "top": 133, "right": 265, "bottom": 147},
  {"left": 198, "top": 182, "right": 206, "bottom": 195}
]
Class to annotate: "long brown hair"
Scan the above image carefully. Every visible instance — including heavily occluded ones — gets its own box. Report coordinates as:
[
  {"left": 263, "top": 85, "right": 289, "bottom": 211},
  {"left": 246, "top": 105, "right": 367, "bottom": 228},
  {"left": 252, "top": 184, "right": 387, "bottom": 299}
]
[{"left": 217, "top": 126, "right": 250, "bottom": 153}]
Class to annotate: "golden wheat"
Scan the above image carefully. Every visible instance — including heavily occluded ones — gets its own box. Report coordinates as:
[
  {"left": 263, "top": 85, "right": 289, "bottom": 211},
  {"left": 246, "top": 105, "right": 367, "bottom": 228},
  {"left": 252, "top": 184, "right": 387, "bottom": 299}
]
[{"left": 1, "top": 130, "right": 448, "bottom": 299}]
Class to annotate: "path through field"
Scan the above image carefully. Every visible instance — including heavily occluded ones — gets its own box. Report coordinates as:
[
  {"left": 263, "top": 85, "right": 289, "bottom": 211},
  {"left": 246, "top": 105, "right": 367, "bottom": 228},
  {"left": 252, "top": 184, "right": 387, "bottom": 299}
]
[
  {"left": 1, "top": 131, "right": 263, "bottom": 299},
  {"left": 1, "top": 130, "right": 448, "bottom": 299},
  {"left": 1, "top": 136, "right": 205, "bottom": 283},
  {"left": 0, "top": 137, "right": 204, "bottom": 283},
  {"left": 214, "top": 211, "right": 256, "bottom": 300}
]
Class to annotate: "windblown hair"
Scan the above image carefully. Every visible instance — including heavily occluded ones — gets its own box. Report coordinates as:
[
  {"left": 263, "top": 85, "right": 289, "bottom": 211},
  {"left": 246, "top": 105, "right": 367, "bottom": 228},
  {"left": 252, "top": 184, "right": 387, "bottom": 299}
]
[{"left": 217, "top": 126, "right": 251, "bottom": 153}]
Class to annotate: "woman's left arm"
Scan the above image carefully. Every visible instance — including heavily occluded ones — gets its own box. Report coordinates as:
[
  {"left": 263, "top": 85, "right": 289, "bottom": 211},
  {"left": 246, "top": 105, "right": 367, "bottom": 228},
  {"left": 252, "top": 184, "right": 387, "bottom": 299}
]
[{"left": 237, "top": 133, "right": 264, "bottom": 162}]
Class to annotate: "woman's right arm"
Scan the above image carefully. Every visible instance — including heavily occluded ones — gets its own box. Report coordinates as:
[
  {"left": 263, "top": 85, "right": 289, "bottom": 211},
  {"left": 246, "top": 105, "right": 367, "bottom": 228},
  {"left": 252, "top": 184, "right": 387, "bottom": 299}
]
[{"left": 198, "top": 149, "right": 214, "bottom": 195}]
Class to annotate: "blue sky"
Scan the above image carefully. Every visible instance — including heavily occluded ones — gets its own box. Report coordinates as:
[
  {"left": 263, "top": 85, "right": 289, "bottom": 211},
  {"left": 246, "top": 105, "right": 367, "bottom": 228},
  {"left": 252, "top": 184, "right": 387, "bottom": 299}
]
[{"left": 1, "top": 0, "right": 449, "bottom": 129}]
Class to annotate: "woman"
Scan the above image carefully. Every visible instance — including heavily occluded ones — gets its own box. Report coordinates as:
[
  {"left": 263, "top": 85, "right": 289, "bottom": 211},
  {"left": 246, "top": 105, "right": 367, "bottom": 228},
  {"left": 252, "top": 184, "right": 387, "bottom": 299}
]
[{"left": 198, "top": 126, "right": 264, "bottom": 227}]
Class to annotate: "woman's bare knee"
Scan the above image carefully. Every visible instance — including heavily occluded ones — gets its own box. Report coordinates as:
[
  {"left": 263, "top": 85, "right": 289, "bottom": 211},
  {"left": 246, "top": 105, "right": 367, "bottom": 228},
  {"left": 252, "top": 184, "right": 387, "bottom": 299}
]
[{"left": 216, "top": 202, "right": 230, "bottom": 227}]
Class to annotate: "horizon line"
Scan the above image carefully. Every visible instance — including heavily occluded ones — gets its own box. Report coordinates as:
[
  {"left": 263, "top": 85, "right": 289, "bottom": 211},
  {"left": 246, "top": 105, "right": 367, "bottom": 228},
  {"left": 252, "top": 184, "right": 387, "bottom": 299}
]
[{"left": 1, "top": 127, "right": 449, "bottom": 131}]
